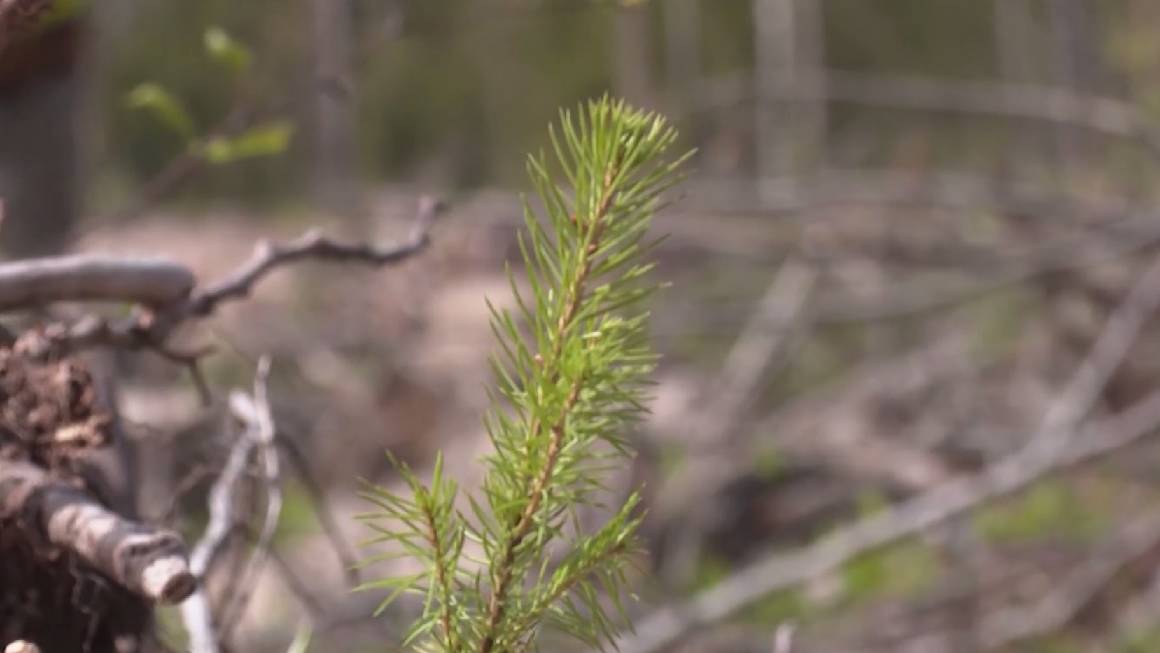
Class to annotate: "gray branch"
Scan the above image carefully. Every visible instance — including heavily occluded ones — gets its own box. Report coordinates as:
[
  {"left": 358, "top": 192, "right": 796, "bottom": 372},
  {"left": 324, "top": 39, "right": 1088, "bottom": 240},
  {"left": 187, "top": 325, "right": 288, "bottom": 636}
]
[
  {"left": 0, "top": 256, "right": 194, "bottom": 310},
  {"left": 0, "top": 460, "right": 195, "bottom": 605},
  {"left": 693, "top": 70, "right": 1160, "bottom": 156},
  {"left": 0, "top": 195, "right": 439, "bottom": 326},
  {"left": 186, "top": 195, "right": 440, "bottom": 317}
]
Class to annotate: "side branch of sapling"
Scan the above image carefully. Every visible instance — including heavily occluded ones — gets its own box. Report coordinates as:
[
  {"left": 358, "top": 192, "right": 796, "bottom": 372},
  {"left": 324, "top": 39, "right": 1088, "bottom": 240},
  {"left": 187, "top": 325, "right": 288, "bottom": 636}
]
[{"left": 478, "top": 169, "right": 619, "bottom": 653}]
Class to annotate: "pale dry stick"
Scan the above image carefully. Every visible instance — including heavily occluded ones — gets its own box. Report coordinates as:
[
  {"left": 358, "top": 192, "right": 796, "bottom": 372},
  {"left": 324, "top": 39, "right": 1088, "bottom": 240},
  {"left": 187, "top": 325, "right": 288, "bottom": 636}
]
[
  {"left": 692, "top": 71, "right": 1160, "bottom": 157},
  {"left": 942, "top": 249, "right": 1160, "bottom": 649},
  {"left": 0, "top": 196, "right": 440, "bottom": 362},
  {"left": 0, "top": 256, "right": 194, "bottom": 310},
  {"left": 622, "top": 252, "right": 1160, "bottom": 652},
  {"left": 277, "top": 433, "right": 361, "bottom": 584},
  {"left": 217, "top": 357, "right": 282, "bottom": 641},
  {"left": 185, "top": 195, "right": 440, "bottom": 317},
  {"left": 977, "top": 508, "right": 1160, "bottom": 650},
  {"left": 655, "top": 257, "right": 816, "bottom": 585},
  {"left": 180, "top": 357, "right": 279, "bottom": 653},
  {"left": 264, "top": 545, "right": 326, "bottom": 621},
  {"left": 653, "top": 204, "right": 1160, "bottom": 330},
  {"left": 180, "top": 403, "right": 262, "bottom": 653},
  {"left": 1031, "top": 253, "right": 1160, "bottom": 446},
  {"left": 470, "top": 172, "right": 1143, "bottom": 262},
  {"left": 612, "top": 385, "right": 1160, "bottom": 653},
  {"left": 681, "top": 168, "right": 1136, "bottom": 225},
  {"left": 772, "top": 624, "right": 795, "bottom": 653},
  {"left": 687, "top": 256, "right": 817, "bottom": 448},
  {"left": 0, "top": 460, "right": 195, "bottom": 604},
  {"left": 812, "top": 213, "right": 1160, "bottom": 326}
]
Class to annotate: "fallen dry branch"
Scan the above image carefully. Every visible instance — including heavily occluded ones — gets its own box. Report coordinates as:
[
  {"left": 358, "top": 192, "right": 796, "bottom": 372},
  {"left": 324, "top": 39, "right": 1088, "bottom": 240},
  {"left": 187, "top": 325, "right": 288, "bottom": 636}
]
[
  {"left": 179, "top": 415, "right": 258, "bottom": 653},
  {"left": 651, "top": 257, "right": 816, "bottom": 586},
  {"left": 978, "top": 509, "right": 1160, "bottom": 650},
  {"left": 181, "top": 359, "right": 276, "bottom": 653},
  {"left": 613, "top": 386, "right": 1160, "bottom": 653},
  {"left": 624, "top": 250, "right": 1160, "bottom": 652},
  {"left": 216, "top": 359, "right": 282, "bottom": 641},
  {"left": 684, "top": 256, "right": 817, "bottom": 450},
  {"left": 0, "top": 256, "right": 195, "bottom": 311},
  {"left": 693, "top": 71, "right": 1160, "bottom": 156},
  {"left": 1032, "top": 253, "right": 1160, "bottom": 443},
  {"left": 277, "top": 434, "right": 360, "bottom": 585},
  {"left": 683, "top": 169, "right": 1137, "bottom": 223},
  {"left": 812, "top": 213, "right": 1160, "bottom": 325},
  {"left": 0, "top": 460, "right": 194, "bottom": 604},
  {"left": 187, "top": 195, "right": 440, "bottom": 317}
]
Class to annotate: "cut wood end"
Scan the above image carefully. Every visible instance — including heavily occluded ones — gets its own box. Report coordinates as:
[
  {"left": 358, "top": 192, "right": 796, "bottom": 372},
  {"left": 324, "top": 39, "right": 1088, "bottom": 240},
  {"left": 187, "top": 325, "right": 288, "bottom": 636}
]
[{"left": 142, "top": 556, "right": 197, "bottom": 604}]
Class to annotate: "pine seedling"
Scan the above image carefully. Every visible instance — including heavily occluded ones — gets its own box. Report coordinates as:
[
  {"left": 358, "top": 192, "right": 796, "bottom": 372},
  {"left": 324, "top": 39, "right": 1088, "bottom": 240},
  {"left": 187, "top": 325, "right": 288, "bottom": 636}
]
[{"left": 359, "top": 97, "right": 690, "bottom": 653}]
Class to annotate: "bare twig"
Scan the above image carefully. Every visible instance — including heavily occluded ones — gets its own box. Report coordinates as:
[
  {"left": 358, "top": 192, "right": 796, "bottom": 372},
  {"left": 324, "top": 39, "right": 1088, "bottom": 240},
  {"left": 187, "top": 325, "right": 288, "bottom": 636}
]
[
  {"left": 179, "top": 357, "right": 281, "bottom": 653},
  {"left": 0, "top": 256, "right": 194, "bottom": 310},
  {"left": 277, "top": 433, "right": 360, "bottom": 585},
  {"left": 812, "top": 213, "right": 1160, "bottom": 325},
  {"left": 0, "top": 460, "right": 195, "bottom": 604},
  {"left": 114, "top": 102, "right": 260, "bottom": 224},
  {"left": 217, "top": 357, "right": 282, "bottom": 640},
  {"left": 978, "top": 509, "right": 1160, "bottom": 650},
  {"left": 683, "top": 169, "right": 1135, "bottom": 221},
  {"left": 155, "top": 464, "right": 217, "bottom": 525},
  {"left": 0, "top": 196, "right": 440, "bottom": 370},
  {"left": 186, "top": 195, "right": 441, "bottom": 317},
  {"left": 692, "top": 70, "right": 1160, "bottom": 156},
  {"left": 265, "top": 545, "right": 326, "bottom": 621},
  {"left": 653, "top": 257, "right": 816, "bottom": 586},
  {"left": 1031, "top": 253, "right": 1160, "bottom": 444},
  {"left": 772, "top": 624, "right": 795, "bottom": 653},
  {"left": 689, "top": 256, "right": 817, "bottom": 448},
  {"left": 180, "top": 399, "right": 262, "bottom": 653}
]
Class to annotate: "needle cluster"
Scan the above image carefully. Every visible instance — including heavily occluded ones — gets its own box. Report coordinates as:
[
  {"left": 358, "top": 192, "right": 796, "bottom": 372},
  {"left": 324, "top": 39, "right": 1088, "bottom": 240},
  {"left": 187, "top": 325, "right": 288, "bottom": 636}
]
[{"left": 359, "top": 97, "right": 689, "bottom": 653}]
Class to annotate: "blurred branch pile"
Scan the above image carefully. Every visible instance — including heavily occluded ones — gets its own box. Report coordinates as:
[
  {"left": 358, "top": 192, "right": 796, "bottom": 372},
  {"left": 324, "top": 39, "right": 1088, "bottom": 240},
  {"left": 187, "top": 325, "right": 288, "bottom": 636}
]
[
  {"left": 609, "top": 2, "right": 1160, "bottom": 653},
  {"left": 0, "top": 196, "right": 439, "bottom": 652}
]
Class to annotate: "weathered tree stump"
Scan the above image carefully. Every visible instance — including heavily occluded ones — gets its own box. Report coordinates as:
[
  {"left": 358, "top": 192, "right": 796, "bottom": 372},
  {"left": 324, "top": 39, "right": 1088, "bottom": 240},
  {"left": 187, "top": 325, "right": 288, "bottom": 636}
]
[{"left": 0, "top": 329, "right": 193, "bottom": 653}]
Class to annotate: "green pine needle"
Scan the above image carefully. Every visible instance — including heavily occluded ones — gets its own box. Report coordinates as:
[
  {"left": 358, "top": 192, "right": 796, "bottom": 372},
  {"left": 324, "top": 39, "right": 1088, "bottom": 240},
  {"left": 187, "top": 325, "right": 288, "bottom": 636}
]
[{"left": 358, "top": 96, "right": 690, "bottom": 653}]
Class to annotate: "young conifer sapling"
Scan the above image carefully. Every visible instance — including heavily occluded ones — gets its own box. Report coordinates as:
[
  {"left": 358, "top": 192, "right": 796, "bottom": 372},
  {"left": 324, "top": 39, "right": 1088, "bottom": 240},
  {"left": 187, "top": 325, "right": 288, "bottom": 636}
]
[{"left": 358, "top": 97, "right": 690, "bottom": 653}]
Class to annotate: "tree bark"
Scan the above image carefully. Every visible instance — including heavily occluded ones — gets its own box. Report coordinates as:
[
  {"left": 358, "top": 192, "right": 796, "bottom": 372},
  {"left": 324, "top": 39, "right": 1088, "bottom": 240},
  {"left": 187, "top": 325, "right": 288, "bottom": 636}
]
[
  {"left": 613, "top": 5, "right": 658, "bottom": 109},
  {"left": 0, "top": 69, "right": 79, "bottom": 257},
  {"left": 1048, "top": 0, "right": 1106, "bottom": 172},
  {"left": 311, "top": 0, "right": 358, "bottom": 213},
  {"left": 752, "top": 0, "right": 826, "bottom": 195}
]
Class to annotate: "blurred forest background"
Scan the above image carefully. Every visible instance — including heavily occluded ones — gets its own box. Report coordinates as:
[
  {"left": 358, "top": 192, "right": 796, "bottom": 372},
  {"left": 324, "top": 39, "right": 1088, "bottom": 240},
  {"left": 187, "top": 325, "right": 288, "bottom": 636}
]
[{"left": 11, "top": 1, "right": 1160, "bottom": 652}]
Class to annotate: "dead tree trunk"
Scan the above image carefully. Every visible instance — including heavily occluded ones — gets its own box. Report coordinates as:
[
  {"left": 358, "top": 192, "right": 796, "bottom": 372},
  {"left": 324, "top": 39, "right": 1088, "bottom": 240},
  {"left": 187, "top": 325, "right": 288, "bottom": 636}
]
[
  {"left": 1047, "top": 0, "right": 1105, "bottom": 174},
  {"left": 613, "top": 4, "right": 659, "bottom": 110},
  {"left": 752, "top": 0, "right": 826, "bottom": 200},
  {"left": 0, "top": 19, "right": 82, "bottom": 257},
  {"left": 311, "top": 0, "right": 358, "bottom": 213}
]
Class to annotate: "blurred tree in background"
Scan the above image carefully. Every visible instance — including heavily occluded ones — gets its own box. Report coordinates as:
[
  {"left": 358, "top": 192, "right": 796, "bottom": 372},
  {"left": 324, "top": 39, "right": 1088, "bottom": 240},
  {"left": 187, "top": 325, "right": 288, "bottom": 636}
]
[
  {"left": 79, "top": 0, "right": 1158, "bottom": 209},
  {"left": 0, "top": 0, "right": 86, "bottom": 255}
]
